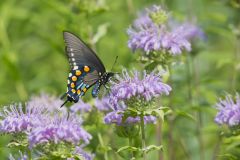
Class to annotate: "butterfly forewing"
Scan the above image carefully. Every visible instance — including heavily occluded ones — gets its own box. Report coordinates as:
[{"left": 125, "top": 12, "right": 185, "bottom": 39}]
[
  {"left": 63, "top": 31, "right": 105, "bottom": 73},
  {"left": 61, "top": 31, "right": 113, "bottom": 106}
]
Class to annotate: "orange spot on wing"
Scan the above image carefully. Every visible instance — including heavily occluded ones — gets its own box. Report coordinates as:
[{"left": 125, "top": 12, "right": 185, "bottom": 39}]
[
  {"left": 71, "top": 89, "right": 76, "bottom": 93},
  {"left": 77, "top": 90, "right": 81, "bottom": 94},
  {"left": 75, "top": 70, "right": 82, "bottom": 76},
  {"left": 72, "top": 76, "right": 77, "bottom": 81},
  {"left": 83, "top": 88, "right": 87, "bottom": 92},
  {"left": 84, "top": 66, "right": 90, "bottom": 72},
  {"left": 70, "top": 82, "right": 75, "bottom": 88}
]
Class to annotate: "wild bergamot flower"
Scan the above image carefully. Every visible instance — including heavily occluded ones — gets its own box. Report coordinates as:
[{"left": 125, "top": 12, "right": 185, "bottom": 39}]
[
  {"left": 127, "top": 5, "right": 204, "bottom": 55},
  {"left": 215, "top": 93, "right": 240, "bottom": 126},
  {"left": 102, "top": 69, "right": 171, "bottom": 125}
]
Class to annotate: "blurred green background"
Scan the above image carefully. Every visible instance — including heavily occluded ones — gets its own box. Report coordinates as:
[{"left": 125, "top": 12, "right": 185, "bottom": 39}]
[{"left": 0, "top": 0, "right": 240, "bottom": 159}]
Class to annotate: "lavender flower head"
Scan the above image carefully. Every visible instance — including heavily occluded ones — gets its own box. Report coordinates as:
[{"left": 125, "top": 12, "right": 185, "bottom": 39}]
[
  {"left": 28, "top": 93, "right": 66, "bottom": 112},
  {"left": 110, "top": 69, "right": 171, "bottom": 106},
  {"left": 0, "top": 94, "right": 92, "bottom": 148},
  {"left": 95, "top": 97, "right": 114, "bottom": 111},
  {"left": 70, "top": 99, "right": 92, "bottom": 113},
  {"left": 127, "top": 5, "right": 204, "bottom": 55},
  {"left": 0, "top": 103, "right": 44, "bottom": 133},
  {"left": 215, "top": 93, "right": 240, "bottom": 126},
  {"left": 28, "top": 112, "right": 92, "bottom": 147},
  {"left": 0, "top": 93, "right": 67, "bottom": 134},
  {"left": 103, "top": 69, "right": 171, "bottom": 125}
]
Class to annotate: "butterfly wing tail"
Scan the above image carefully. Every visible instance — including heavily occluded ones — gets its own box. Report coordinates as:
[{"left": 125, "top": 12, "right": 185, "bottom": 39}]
[{"left": 60, "top": 99, "right": 69, "bottom": 108}]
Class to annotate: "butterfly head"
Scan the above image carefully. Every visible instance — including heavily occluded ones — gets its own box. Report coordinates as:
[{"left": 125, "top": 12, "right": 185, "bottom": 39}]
[{"left": 102, "top": 72, "right": 114, "bottom": 84}]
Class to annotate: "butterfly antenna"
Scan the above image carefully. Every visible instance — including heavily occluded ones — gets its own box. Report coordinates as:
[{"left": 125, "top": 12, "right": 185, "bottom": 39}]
[{"left": 110, "top": 56, "right": 118, "bottom": 72}]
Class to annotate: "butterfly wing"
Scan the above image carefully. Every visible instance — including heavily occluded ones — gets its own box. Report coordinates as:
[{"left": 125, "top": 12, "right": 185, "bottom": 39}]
[
  {"left": 66, "top": 67, "right": 100, "bottom": 102},
  {"left": 63, "top": 31, "right": 106, "bottom": 73}
]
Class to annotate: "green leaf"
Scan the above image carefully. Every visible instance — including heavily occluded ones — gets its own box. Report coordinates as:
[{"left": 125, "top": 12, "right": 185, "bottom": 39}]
[
  {"left": 144, "top": 145, "right": 163, "bottom": 154},
  {"left": 175, "top": 110, "right": 196, "bottom": 121},
  {"left": 93, "top": 23, "right": 110, "bottom": 44},
  {"left": 144, "top": 61, "right": 159, "bottom": 71},
  {"left": 145, "top": 107, "right": 172, "bottom": 122},
  {"left": 117, "top": 146, "right": 140, "bottom": 153}
]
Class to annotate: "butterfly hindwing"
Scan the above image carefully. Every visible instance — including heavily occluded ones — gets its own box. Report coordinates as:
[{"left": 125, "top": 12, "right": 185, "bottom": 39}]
[{"left": 67, "top": 65, "right": 99, "bottom": 102}]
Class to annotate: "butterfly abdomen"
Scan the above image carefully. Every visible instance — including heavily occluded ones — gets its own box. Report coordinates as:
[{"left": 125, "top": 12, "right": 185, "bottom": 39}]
[{"left": 92, "top": 82, "right": 102, "bottom": 97}]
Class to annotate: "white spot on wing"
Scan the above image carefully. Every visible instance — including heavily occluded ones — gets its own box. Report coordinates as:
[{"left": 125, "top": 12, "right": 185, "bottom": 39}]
[
  {"left": 69, "top": 73, "right": 72, "bottom": 77},
  {"left": 73, "top": 66, "right": 78, "bottom": 70}
]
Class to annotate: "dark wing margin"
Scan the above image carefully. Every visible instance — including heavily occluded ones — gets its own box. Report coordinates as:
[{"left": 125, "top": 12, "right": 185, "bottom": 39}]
[{"left": 63, "top": 31, "right": 106, "bottom": 72}]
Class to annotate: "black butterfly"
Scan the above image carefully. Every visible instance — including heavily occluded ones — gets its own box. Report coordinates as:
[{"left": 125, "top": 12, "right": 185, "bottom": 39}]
[{"left": 60, "top": 31, "right": 115, "bottom": 107}]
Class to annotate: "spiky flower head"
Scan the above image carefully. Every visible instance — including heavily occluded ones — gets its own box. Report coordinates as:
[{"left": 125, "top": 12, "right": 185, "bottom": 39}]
[
  {"left": 0, "top": 93, "right": 92, "bottom": 148},
  {"left": 102, "top": 69, "right": 171, "bottom": 125},
  {"left": 109, "top": 69, "right": 171, "bottom": 106},
  {"left": 214, "top": 93, "right": 240, "bottom": 126},
  {"left": 28, "top": 113, "right": 91, "bottom": 147},
  {"left": 127, "top": 5, "right": 204, "bottom": 55},
  {"left": 70, "top": 99, "right": 92, "bottom": 113}
]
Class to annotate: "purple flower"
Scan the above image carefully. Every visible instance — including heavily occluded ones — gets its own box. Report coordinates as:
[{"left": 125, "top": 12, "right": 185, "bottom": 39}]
[
  {"left": 103, "top": 69, "right": 171, "bottom": 125},
  {"left": 28, "top": 93, "right": 66, "bottom": 112},
  {"left": 70, "top": 99, "right": 92, "bottom": 113},
  {"left": 126, "top": 115, "right": 157, "bottom": 124},
  {"left": 104, "top": 111, "right": 157, "bottom": 125},
  {"left": 28, "top": 113, "right": 92, "bottom": 147},
  {"left": 0, "top": 104, "right": 43, "bottom": 133},
  {"left": 94, "top": 97, "right": 114, "bottom": 111},
  {"left": 0, "top": 94, "right": 92, "bottom": 148},
  {"left": 127, "top": 5, "right": 204, "bottom": 55},
  {"left": 214, "top": 93, "right": 240, "bottom": 126},
  {"left": 68, "top": 146, "right": 95, "bottom": 160},
  {"left": 110, "top": 70, "right": 171, "bottom": 106},
  {"left": 104, "top": 110, "right": 124, "bottom": 125},
  {"left": 0, "top": 93, "right": 69, "bottom": 134}
]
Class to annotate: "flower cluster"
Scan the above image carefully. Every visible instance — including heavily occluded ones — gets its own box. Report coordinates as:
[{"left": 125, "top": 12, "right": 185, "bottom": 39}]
[
  {"left": 110, "top": 70, "right": 171, "bottom": 106},
  {"left": 28, "top": 113, "right": 92, "bottom": 147},
  {"left": 214, "top": 93, "right": 240, "bottom": 126},
  {"left": 0, "top": 93, "right": 93, "bottom": 158},
  {"left": 127, "top": 5, "right": 203, "bottom": 55},
  {"left": 102, "top": 70, "right": 171, "bottom": 125},
  {"left": 0, "top": 104, "right": 44, "bottom": 133},
  {"left": 70, "top": 99, "right": 92, "bottom": 113}
]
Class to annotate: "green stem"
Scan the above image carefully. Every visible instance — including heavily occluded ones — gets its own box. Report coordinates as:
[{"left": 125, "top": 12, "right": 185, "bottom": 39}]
[
  {"left": 129, "top": 137, "right": 134, "bottom": 159},
  {"left": 231, "top": 35, "right": 240, "bottom": 91},
  {"left": 186, "top": 53, "right": 193, "bottom": 103},
  {"left": 27, "top": 148, "right": 32, "bottom": 160},
  {"left": 187, "top": 53, "right": 204, "bottom": 160},
  {"left": 98, "top": 133, "right": 109, "bottom": 160},
  {"left": 156, "top": 120, "right": 164, "bottom": 160},
  {"left": 140, "top": 112, "right": 146, "bottom": 160},
  {"left": 167, "top": 64, "right": 175, "bottom": 160}
]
